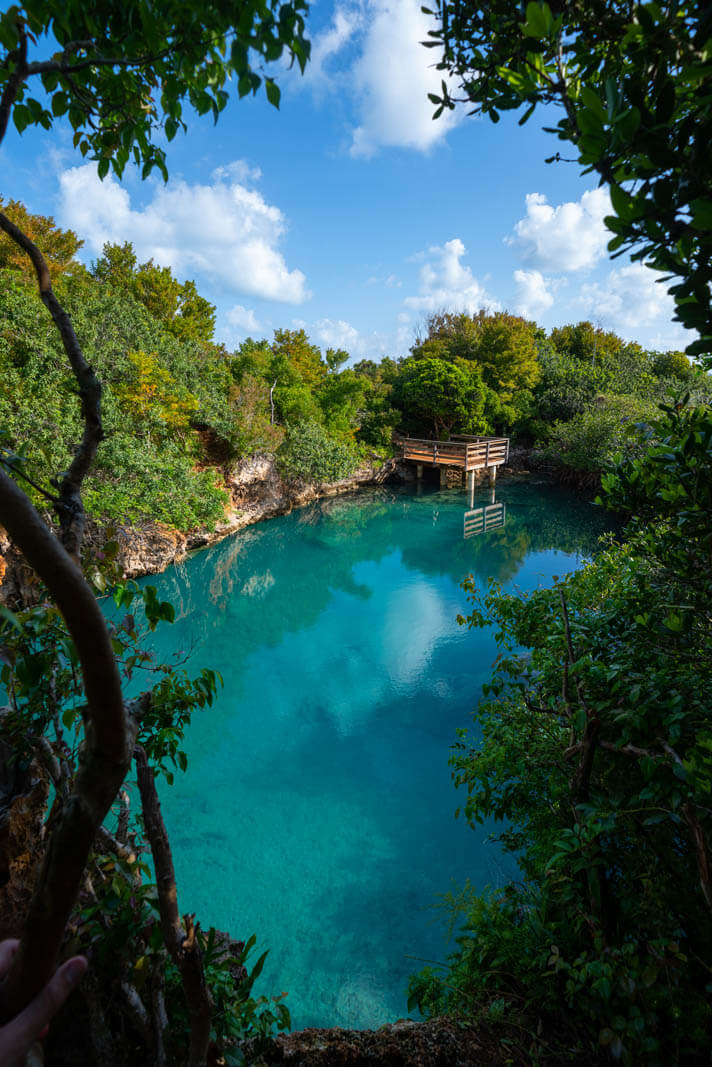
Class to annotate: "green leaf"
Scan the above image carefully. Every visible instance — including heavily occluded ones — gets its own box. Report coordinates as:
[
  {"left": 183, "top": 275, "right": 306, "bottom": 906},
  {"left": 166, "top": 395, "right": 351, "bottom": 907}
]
[
  {"left": 690, "top": 199, "right": 712, "bottom": 231},
  {"left": 522, "top": 2, "right": 550, "bottom": 37},
  {"left": 265, "top": 78, "right": 280, "bottom": 109},
  {"left": 51, "top": 91, "right": 68, "bottom": 117}
]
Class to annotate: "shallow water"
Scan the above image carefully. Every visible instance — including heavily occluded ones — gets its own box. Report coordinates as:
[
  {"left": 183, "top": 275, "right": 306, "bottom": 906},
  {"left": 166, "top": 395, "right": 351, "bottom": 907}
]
[{"left": 137, "top": 479, "right": 612, "bottom": 1030}]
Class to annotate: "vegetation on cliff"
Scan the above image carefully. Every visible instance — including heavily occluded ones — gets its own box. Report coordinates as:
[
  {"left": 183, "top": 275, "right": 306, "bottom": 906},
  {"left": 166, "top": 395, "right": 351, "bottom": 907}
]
[{"left": 408, "top": 2, "right": 712, "bottom": 1063}]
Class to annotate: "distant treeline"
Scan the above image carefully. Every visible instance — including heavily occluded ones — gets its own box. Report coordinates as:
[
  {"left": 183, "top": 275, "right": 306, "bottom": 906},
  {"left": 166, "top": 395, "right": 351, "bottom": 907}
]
[{"left": 2, "top": 197, "right": 710, "bottom": 530}]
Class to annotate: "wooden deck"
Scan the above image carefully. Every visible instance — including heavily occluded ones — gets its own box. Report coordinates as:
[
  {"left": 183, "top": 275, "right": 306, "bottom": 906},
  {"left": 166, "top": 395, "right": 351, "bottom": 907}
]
[{"left": 393, "top": 433, "right": 509, "bottom": 472}]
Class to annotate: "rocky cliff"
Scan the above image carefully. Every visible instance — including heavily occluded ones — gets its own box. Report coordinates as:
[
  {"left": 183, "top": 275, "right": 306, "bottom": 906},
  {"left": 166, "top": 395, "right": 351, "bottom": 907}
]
[{"left": 0, "top": 455, "right": 398, "bottom": 604}]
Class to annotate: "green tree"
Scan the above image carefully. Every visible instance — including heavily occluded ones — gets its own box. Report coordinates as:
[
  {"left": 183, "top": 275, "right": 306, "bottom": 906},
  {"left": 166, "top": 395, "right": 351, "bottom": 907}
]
[
  {"left": 412, "top": 311, "right": 540, "bottom": 429},
  {"left": 424, "top": 0, "right": 710, "bottom": 360},
  {"left": 0, "top": 0, "right": 311, "bottom": 1051},
  {"left": 393, "top": 356, "right": 488, "bottom": 438},
  {"left": 92, "top": 243, "right": 216, "bottom": 342},
  {"left": 549, "top": 321, "right": 635, "bottom": 367}
]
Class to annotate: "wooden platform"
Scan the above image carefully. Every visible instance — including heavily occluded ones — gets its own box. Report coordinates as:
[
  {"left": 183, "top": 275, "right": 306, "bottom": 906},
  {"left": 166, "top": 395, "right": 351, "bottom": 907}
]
[{"left": 393, "top": 433, "right": 509, "bottom": 473}]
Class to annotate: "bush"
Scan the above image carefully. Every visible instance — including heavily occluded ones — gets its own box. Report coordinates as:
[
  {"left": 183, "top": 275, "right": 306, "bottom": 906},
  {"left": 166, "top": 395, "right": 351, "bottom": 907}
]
[
  {"left": 545, "top": 394, "right": 657, "bottom": 473},
  {"left": 276, "top": 420, "right": 359, "bottom": 483}
]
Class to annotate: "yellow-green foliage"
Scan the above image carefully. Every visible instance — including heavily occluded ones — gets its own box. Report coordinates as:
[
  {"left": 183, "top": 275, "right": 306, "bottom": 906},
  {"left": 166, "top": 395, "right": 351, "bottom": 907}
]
[{"left": 116, "top": 350, "right": 199, "bottom": 434}]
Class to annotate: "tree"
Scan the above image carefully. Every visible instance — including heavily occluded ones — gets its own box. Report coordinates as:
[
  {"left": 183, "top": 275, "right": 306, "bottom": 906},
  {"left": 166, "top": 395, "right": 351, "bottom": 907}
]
[
  {"left": 0, "top": 198, "right": 83, "bottom": 280},
  {"left": 549, "top": 321, "right": 636, "bottom": 367},
  {"left": 393, "top": 356, "right": 488, "bottom": 439},
  {"left": 92, "top": 245, "right": 217, "bottom": 343},
  {"left": 424, "top": 0, "right": 712, "bottom": 361},
  {"left": 0, "top": 0, "right": 310, "bottom": 1053},
  {"left": 412, "top": 311, "right": 540, "bottom": 428}
]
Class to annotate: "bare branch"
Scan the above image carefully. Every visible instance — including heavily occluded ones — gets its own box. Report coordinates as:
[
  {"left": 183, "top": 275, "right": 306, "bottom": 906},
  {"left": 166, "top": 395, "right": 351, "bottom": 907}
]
[
  {"left": 0, "top": 456, "right": 60, "bottom": 505},
  {"left": 135, "top": 745, "right": 212, "bottom": 1067},
  {"left": 0, "top": 469, "right": 134, "bottom": 1022},
  {"left": 682, "top": 802, "right": 712, "bottom": 917}
]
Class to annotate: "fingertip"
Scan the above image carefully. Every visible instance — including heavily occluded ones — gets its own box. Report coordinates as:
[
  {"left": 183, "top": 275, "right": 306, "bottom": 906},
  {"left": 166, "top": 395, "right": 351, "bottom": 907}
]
[{"left": 62, "top": 956, "right": 88, "bottom": 989}]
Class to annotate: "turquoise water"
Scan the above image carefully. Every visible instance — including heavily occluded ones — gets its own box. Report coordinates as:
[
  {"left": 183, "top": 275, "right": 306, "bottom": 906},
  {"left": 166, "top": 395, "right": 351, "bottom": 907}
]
[{"left": 137, "top": 479, "right": 611, "bottom": 1030}]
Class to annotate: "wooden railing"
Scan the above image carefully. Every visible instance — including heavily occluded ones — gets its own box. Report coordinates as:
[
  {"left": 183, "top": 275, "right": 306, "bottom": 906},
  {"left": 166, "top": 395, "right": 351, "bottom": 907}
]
[
  {"left": 464, "top": 502, "right": 506, "bottom": 538},
  {"left": 393, "top": 434, "right": 509, "bottom": 470}
]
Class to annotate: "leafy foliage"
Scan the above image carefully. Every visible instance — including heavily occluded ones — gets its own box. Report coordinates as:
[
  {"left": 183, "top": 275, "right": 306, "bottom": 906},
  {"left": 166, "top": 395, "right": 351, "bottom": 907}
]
[
  {"left": 277, "top": 420, "right": 359, "bottom": 483},
  {"left": 544, "top": 394, "right": 658, "bottom": 474},
  {"left": 423, "top": 0, "right": 711, "bottom": 361},
  {"left": 391, "top": 356, "right": 488, "bottom": 439},
  {"left": 0, "top": 0, "right": 310, "bottom": 182}
]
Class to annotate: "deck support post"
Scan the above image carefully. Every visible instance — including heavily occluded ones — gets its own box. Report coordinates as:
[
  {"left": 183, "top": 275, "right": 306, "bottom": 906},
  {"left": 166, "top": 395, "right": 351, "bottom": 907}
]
[
  {"left": 416, "top": 463, "right": 423, "bottom": 480},
  {"left": 488, "top": 465, "right": 497, "bottom": 489},
  {"left": 467, "top": 469, "right": 475, "bottom": 508},
  {"left": 440, "top": 466, "right": 448, "bottom": 488}
]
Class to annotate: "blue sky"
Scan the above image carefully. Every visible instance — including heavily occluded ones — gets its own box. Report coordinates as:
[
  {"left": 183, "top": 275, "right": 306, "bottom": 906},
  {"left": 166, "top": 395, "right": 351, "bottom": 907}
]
[{"left": 0, "top": 0, "right": 690, "bottom": 360}]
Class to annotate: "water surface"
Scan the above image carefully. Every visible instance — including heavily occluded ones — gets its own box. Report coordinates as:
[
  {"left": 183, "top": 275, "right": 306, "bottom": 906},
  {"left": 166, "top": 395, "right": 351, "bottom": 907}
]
[{"left": 140, "top": 479, "right": 611, "bottom": 1029}]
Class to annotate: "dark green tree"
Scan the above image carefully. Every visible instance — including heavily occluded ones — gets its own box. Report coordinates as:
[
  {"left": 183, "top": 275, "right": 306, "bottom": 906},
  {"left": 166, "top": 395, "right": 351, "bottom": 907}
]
[{"left": 393, "top": 356, "right": 488, "bottom": 438}]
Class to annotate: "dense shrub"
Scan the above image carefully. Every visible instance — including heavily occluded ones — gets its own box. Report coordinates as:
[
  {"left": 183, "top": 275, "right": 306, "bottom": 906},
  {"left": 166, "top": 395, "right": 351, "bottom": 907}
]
[
  {"left": 277, "top": 420, "right": 359, "bottom": 483},
  {"left": 544, "top": 394, "right": 657, "bottom": 473}
]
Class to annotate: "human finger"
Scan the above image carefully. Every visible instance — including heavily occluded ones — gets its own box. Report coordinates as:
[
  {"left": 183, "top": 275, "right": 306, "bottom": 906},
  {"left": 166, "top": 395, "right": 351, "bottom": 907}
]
[
  {"left": 0, "top": 939, "right": 20, "bottom": 977},
  {"left": 0, "top": 956, "right": 88, "bottom": 1059}
]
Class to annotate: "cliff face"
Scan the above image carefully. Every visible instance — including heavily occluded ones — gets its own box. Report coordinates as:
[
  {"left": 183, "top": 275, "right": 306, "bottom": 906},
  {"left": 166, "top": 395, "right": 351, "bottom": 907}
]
[
  {"left": 114, "top": 454, "right": 392, "bottom": 579},
  {"left": 0, "top": 455, "right": 397, "bottom": 603}
]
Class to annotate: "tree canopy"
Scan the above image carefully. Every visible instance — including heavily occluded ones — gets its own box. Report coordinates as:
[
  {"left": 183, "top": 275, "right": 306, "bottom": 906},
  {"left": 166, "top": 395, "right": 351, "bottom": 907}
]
[
  {"left": 0, "top": 0, "right": 310, "bottom": 181},
  {"left": 424, "top": 0, "right": 712, "bottom": 361}
]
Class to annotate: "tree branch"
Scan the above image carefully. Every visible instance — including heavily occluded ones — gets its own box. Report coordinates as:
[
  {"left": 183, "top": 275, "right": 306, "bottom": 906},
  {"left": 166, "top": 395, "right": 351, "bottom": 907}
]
[
  {"left": 0, "top": 468, "right": 134, "bottom": 1022},
  {"left": 135, "top": 745, "right": 212, "bottom": 1067}
]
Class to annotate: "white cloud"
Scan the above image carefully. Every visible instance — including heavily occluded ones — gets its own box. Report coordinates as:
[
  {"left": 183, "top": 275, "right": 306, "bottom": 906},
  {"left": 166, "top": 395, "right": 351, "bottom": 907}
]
[
  {"left": 404, "top": 238, "right": 501, "bottom": 315},
  {"left": 366, "top": 272, "right": 401, "bottom": 288},
  {"left": 507, "top": 188, "right": 610, "bottom": 272},
  {"left": 226, "top": 305, "right": 264, "bottom": 334},
  {"left": 301, "top": 7, "right": 361, "bottom": 93},
  {"left": 349, "top": 0, "right": 460, "bottom": 157},
  {"left": 514, "top": 269, "right": 555, "bottom": 319},
  {"left": 576, "top": 262, "right": 689, "bottom": 347},
  {"left": 313, "top": 317, "right": 362, "bottom": 352},
  {"left": 58, "top": 162, "right": 309, "bottom": 304}
]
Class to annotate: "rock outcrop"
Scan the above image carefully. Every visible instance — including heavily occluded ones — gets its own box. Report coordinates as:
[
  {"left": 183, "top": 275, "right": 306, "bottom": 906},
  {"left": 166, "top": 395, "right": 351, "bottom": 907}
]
[{"left": 0, "top": 455, "right": 397, "bottom": 602}]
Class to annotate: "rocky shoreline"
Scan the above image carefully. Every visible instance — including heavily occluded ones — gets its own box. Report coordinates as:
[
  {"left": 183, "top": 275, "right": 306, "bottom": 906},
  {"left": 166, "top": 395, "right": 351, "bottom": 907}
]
[{"left": 0, "top": 454, "right": 397, "bottom": 604}]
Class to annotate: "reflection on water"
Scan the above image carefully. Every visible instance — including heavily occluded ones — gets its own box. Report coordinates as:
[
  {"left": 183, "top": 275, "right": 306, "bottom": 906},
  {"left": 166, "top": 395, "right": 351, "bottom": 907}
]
[
  {"left": 464, "top": 485, "right": 506, "bottom": 539},
  {"left": 133, "top": 479, "right": 615, "bottom": 1030}
]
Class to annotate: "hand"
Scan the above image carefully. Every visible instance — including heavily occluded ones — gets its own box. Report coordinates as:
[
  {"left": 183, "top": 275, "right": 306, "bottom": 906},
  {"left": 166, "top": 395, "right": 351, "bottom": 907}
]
[{"left": 0, "top": 940, "right": 88, "bottom": 1067}]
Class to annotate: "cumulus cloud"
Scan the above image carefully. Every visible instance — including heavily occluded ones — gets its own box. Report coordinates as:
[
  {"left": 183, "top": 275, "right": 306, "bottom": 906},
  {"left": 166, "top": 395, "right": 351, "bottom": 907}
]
[
  {"left": 507, "top": 188, "right": 610, "bottom": 272},
  {"left": 301, "top": 6, "right": 361, "bottom": 93},
  {"left": 349, "top": 0, "right": 460, "bottom": 156},
  {"left": 576, "top": 262, "right": 688, "bottom": 347},
  {"left": 57, "top": 162, "right": 309, "bottom": 304},
  {"left": 226, "top": 305, "right": 264, "bottom": 334},
  {"left": 404, "top": 238, "right": 501, "bottom": 315},
  {"left": 514, "top": 269, "right": 556, "bottom": 319},
  {"left": 312, "top": 317, "right": 363, "bottom": 353}
]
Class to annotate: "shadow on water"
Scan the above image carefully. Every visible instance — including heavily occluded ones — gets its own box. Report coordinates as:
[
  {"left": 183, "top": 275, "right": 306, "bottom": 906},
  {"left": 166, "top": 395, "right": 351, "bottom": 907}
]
[{"left": 125, "top": 479, "right": 615, "bottom": 1029}]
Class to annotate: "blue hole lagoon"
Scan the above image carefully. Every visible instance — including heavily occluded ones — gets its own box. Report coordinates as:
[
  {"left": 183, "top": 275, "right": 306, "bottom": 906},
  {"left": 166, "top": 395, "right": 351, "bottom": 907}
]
[{"left": 136, "top": 479, "right": 613, "bottom": 1030}]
